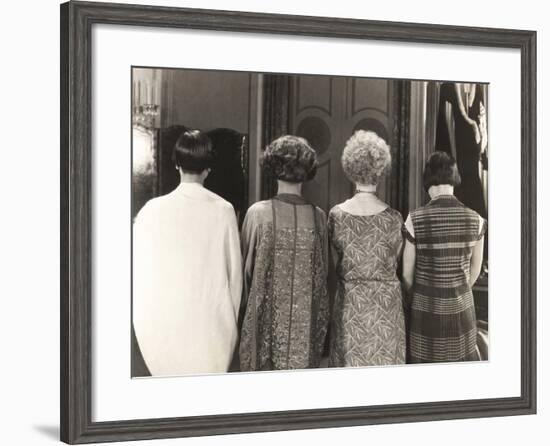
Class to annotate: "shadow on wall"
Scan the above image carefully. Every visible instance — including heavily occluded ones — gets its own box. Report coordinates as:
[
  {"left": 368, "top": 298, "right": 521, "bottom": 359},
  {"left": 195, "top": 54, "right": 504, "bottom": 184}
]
[{"left": 33, "top": 425, "right": 59, "bottom": 441}]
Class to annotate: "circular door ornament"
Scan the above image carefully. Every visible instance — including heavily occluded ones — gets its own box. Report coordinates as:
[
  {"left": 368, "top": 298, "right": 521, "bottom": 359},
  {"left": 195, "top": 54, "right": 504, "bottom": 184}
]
[{"left": 296, "top": 116, "right": 331, "bottom": 155}]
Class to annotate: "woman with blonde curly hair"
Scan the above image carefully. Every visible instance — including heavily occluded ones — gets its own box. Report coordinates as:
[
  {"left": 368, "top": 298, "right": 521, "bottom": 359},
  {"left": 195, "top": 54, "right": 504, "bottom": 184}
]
[
  {"left": 239, "top": 135, "right": 329, "bottom": 371},
  {"left": 328, "top": 130, "right": 406, "bottom": 367}
]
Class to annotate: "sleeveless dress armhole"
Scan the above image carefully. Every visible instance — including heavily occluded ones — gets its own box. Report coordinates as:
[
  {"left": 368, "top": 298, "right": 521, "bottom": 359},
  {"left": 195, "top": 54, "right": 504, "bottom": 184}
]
[
  {"left": 478, "top": 217, "right": 488, "bottom": 241},
  {"left": 402, "top": 226, "right": 416, "bottom": 244},
  {"left": 402, "top": 214, "right": 416, "bottom": 244}
]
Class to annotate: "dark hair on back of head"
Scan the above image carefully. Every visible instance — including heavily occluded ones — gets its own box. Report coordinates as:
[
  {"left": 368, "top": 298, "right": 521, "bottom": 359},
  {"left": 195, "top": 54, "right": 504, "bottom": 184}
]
[
  {"left": 262, "top": 135, "right": 318, "bottom": 183},
  {"left": 423, "top": 151, "right": 462, "bottom": 192},
  {"left": 172, "top": 129, "right": 213, "bottom": 173}
]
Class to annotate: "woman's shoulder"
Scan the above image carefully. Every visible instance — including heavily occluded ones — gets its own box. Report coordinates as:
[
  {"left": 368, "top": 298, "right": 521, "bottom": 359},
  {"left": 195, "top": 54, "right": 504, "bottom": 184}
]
[
  {"left": 243, "top": 200, "right": 273, "bottom": 226},
  {"left": 329, "top": 200, "right": 357, "bottom": 219},
  {"left": 384, "top": 206, "right": 404, "bottom": 223},
  {"left": 328, "top": 203, "right": 346, "bottom": 220},
  {"left": 246, "top": 199, "right": 272, "bottom": 214},
  {"left": 461, "top": 203, "right": 483, "bottom": 219},
  {"left": 135, "top": 194, "right": 171, "bottom": 219},
  {"left": 199, "top": 191, "right": 238, "bottom": 221},
  {"left": 200, "top": 187, "right": 233, "bottom": 208},
  {"left": 331, "top": 198, "right": 354, "bottom": 212},
  {"left": 175, "top": 185, "right": 235, "bottom": 214},
  {"left": 409, "top": 202, "right": 432, "bottom": 219},
  {"left": 459, "top": 205, "right": 486, "bottom": 235}
]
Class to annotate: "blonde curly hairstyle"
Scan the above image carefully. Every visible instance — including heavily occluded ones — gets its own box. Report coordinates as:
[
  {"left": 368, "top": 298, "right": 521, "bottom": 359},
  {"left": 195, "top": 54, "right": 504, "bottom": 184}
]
[{"left": 341, "top": 130, "right": 391, "bottom": 185}]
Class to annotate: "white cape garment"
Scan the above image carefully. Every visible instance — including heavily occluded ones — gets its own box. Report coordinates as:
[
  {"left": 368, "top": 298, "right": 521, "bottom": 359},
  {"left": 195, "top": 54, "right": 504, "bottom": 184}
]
[{"left": 133, "top": 182, "right": 242, "bottom": 376}]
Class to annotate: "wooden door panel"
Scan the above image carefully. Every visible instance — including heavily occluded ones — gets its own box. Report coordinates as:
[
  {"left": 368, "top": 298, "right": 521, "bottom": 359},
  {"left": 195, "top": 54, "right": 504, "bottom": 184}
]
[
  {"left": 291, "top": 76, "right": 340, "bottom": 213},
  {"left": 303, "top": 160, "right": 331, "bottom": 213},
  {"left": 296, "top": 76, "right": 332, "bottom": 115},
  {"left": 290, "top": 75, "right": 396, "bottom": 213},
  {"left": 351, "top": 78, "right": 389, "bottom": 116}
]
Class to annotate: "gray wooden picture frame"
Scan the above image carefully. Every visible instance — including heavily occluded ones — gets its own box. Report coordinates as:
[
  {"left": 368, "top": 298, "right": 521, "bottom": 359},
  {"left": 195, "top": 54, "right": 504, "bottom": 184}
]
[{"left": 60, "top": 1, "right": 537, "bottom": 443}]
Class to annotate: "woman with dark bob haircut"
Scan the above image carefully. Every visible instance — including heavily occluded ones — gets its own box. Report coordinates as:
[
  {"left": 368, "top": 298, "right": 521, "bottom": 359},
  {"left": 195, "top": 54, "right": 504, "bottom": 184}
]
[
  {"left": 402, "top": 151, "right": 486, "bottom": 363},
  {"left": 172, "top": 129, "right": 214, "bottom": 172},
  {"left": 239, "top": 135, "right": 329, "bottom": 371},
  {"left": 133, "top": 129, "right": 242, "bottom": 376}
]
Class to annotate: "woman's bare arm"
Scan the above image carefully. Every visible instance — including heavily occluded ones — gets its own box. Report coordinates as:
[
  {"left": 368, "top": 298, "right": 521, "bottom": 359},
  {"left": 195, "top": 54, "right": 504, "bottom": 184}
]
[
  {"left": 469, "top": 237, "right": 485, "bottom": 287},
  {"left": 402, "top": 239, "right": 416, "bottom": 292}
]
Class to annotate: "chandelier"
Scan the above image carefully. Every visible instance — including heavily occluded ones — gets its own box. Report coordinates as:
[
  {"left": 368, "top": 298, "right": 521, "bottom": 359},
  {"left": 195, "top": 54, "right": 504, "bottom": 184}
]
[{"left": 132, "top": 80, "right": 159, "bottom": 128}]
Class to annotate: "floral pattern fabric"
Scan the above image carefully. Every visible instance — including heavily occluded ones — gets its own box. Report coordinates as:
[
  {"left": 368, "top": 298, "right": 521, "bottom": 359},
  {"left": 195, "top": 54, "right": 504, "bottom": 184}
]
[{"left": 328, "top": 206, "right": 406, "bottom": 367}]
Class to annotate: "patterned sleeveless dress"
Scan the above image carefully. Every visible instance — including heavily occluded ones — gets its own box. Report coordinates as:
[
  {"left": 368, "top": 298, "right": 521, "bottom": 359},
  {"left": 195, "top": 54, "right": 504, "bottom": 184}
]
[
  {"left": 404, "top": 195, "right": 486, "bottom": 363},
  {"left": 328, "top": 206, "right": 406, "bottom": 367}
]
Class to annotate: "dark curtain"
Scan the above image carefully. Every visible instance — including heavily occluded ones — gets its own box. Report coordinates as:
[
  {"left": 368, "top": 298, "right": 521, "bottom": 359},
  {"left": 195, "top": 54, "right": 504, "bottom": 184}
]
[
  {"left": 390, "top": 80, "right": 411, "bottom": 218},
  {"left": 154, "top": 125, "right": 248, "bottom": 224},
  {"left": 426, "top": 82, "right": 440, "bottom": 155},
  {"left": 261, "top": 75, "right": 291, "bottom": 199},
  {"left": 204, "top": 128, "right": 248, "bottom": 225},
  {"left": 435, "top": 83, "right": 487, "bottom": 218},
  {"left": 435, "top": 83, "right": 489, "bottom": 266}
]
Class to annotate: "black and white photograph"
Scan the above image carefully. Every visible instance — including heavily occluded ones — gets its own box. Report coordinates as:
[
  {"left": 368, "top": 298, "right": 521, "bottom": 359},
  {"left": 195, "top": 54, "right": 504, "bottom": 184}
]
[
  {"left": 0, "top": 0, "right": 544, "bottom": 444},
  {"left": 53, "top": 1, "right": 538, "bottom": 444},
  {"left": 131, "top": 67, "right": 489, "bottom": 377}
]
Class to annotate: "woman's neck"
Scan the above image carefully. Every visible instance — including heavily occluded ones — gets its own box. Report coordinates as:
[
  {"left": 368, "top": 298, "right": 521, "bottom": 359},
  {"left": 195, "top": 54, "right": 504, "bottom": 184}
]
[
  {"left": 355, "top": 183, "right": 377, "bottom": 194},
  {"left": 277, "top": 180, "right": 302, "bottom": 196},
  {"left": 341, "top": 183, "right": 387, "bottom": 215},
  {"left": 179, "top": 169, "right": 205, "bottom": 185},
  {"left": 428, "top": 184, "right": 454, "bottom": 199}
]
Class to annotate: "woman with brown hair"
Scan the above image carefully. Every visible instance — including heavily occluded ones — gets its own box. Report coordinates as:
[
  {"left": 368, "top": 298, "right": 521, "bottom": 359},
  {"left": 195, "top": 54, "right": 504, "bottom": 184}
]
[
  {"left": 239, "top": 135, "right": 329, "bottom": 371},
  {"left": 402, "top": 151, "right": 486, "bottom": 363}
]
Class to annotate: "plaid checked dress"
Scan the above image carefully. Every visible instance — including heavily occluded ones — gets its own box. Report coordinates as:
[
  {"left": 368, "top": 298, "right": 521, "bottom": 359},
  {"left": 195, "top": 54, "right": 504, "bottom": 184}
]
[{"left": 404, "top": 195, "right": 486, "bottom": 363}]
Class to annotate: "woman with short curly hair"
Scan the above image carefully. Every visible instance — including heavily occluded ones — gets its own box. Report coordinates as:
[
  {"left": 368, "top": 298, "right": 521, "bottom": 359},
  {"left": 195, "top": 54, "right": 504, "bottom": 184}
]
[
  {"left": 239, "top": 135, "right": 329, "bottom": 371},
  {"left": 328, "top": 130, "right": 406, "bottom": 367}
]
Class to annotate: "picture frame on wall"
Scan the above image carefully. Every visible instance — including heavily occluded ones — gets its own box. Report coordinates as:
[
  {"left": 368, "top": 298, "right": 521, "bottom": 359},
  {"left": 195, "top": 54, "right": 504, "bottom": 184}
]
[{"left": 60, "top": 1, "right": 536, "bottom": 444}]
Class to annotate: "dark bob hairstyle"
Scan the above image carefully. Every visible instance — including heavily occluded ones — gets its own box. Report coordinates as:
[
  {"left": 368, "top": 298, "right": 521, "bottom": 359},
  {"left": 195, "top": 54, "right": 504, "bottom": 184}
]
[
  {"left": 262, "top": 135, "right": 317, "bottom": 183},
  {"left": 423, "top": 151, "right": 462, "bottom": 192},
  {"left": 172, "top": 129, "right": 213, "bottom": 173}
]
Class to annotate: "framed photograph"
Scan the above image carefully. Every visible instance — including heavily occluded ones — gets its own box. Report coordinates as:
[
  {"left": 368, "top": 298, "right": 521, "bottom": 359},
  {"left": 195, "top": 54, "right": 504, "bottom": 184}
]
[{"left": 60, "top": 1, "right": 536, "bottom": 443}]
